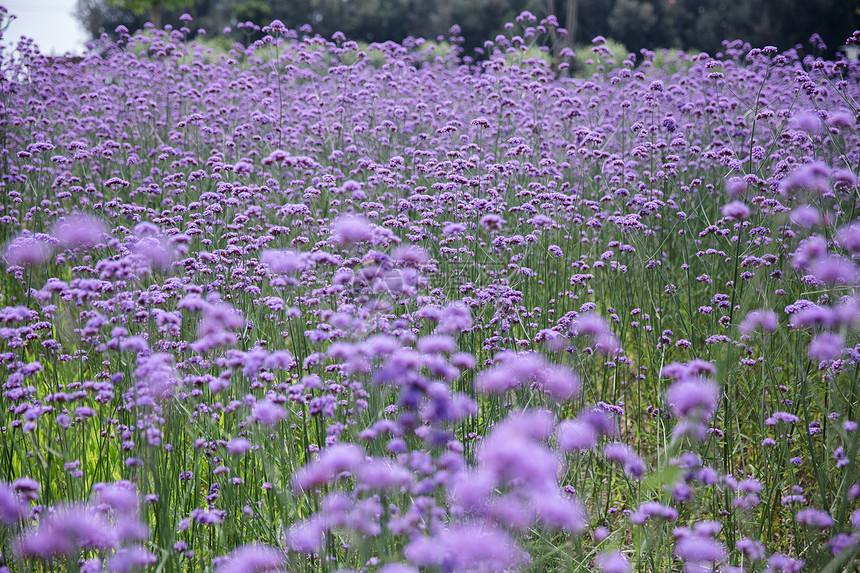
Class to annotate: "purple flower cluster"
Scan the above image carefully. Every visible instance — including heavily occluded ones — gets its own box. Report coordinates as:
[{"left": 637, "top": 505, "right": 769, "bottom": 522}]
[{"left": 0, "top": 11, "right": 859, "bottom": 573}]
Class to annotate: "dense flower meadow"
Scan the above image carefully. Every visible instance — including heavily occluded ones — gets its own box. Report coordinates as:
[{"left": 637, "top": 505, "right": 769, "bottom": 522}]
[{"left": 1, "top": 8, "right": 860, "bottom": 572}]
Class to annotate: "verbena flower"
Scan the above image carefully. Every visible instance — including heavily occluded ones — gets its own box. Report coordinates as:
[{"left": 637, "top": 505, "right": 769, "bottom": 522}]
[{"left": 214, "top": 544, "right": 286, "bottom": 573}]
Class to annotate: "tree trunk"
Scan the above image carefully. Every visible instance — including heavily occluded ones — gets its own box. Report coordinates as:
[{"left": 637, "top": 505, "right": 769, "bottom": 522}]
[
  {"left": 546, "top": 0, "right": 561, "bottom": 59},
  {"left": 149, "top": 3, "right": 162, "bottom": 29},
  {"left": 564, "top": 0, "right": 578, "bottom": 51}
]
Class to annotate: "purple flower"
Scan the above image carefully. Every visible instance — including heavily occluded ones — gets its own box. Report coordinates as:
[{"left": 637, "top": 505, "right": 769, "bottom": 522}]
[
  {"left": 356, "top": 459, "right": 412, "bottom": 490},
  {"left": 405, "top": 524, "right": 527, "bottom": 571},
  {"left": 106, "top": 546, "right": 157, "bottom": 572},
  {"left": 791, "top": 111, "right": 822, "bottom": 132},
  {"left": 538, "top": 364, "right": 580, "bottom": 401},
  {"left": 570, "top": 312, "right": 621, "bottom": 355},
  {"left": 790, "top": 205, "right": 822, "bottom": 228},
  {"left": 674, "top": 533, "right": 726, "bottom": 564},
  {"left": 226, "top": 437, "right": 253, "bottom": 455},
  {"left": 417, "top": 334, "right": 457, "bottom": 354},
  {"left": 478, "top": 410, "right": 559, "bottom": 489},
  {"left": 249, "top": 399, "right": 287, "bottom": 426},
  {"left": 479, "top": 214, "right": 506, "bottom": 230},
  {"left": 51, "top": 214, "right": 107, "bottom": 249},
  {"left": 3, "top": 234, "right": 52, "bottom": 267},
  {"left": 779, "top": 161, "right": 830, "bottom": 194},
  {"left": 14, "top": 505, "right": 116, "bottom": 559},
  {"left": 474, "top": 351, "right": 547, "bottom": 394},
  {"left": 837, "top": 222, "right": 860, "bottom": 256},
  {"left": 828, "top": 532, "right": 860, "bottom": 556},
  {"left": 12, "top": 477, "right": 41, "bottom": 501},
  {"left": 765, "top": 553, "right": 805, "bottom": 572},
  {"left": 214, "top": 543, "right": 286, "bottom": 573},
  {"left": 595, "top": 550, "right": 630, "bottom": 573},
  {"left": 531, "top": 490, "right": 587, "bottom": 532},
  {"left": 0, "top": 482, "right": 27, "bottom": 525},
  {"left": 603, "top": 443, "right": 646, "bottom": 479},
  {"left": 739, "top": 309, "right": 779, "bottom": 336},
  {"left": 666, "top": 379, "right": 720, "bottom": 420},
  {"left": 331, "top": 214, "right": 373, "bottom": 245},
  {"left": 735, "top": 538, "right": 766, "bottom": 560},
  {"left": 720, "top": 200, "right": 751, "bottom": 220},
  {"left": 379, "top": 564, "right": 419, "bottom": 573},
  {"left": 292, "top": 443, "right": 365, "bottom": 491},
  {"left": 795, "top": 508, "right": 834, "bottom": 528},
  {"left": 557, "top": 419, "right": 598, "bottom": 452},
  {"left": 287, "top": 516, "right": 327, "bottom": 553},
  {"left": 811, "top": 256, "right": 859, "bottom": 286},
  {"left": 260, "top": 249, "right": 313, "bottom": 275},
  {"left": 449, "top": 470, "right": 496, "bottom": 510},
  {"left": 807, "top": 332, "right": 844, "bottom": 361}
]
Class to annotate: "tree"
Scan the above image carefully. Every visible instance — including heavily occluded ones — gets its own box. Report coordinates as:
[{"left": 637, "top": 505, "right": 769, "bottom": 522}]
[{"left": 108, "top": 0, "right": 195, "bottom": 29}]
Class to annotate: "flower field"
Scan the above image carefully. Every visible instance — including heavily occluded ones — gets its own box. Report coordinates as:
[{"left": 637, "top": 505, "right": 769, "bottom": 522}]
[{"left": 1, "top": 11, "right": 860, "bottom": 572}]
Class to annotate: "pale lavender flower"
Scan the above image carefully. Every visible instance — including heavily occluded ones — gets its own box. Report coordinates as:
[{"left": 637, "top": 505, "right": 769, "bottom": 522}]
[
  {"left": 837, "top": 223, "right": 860, "bottom": 255},
  {"left": 595, "top": 550, "right": 630, "bottom": 573},
  {"left": 260, "top": 249, "right": 313, "bottom": 275},
  {"left": 795, "top": 508, "right": 834, "bottom": 528},
  {"left": 789, "top": 205, "right": 822, "bottom": 228},
  {"left": 674, "top": 533, "right": 726, "bottom": 564},
  {"left": 557, "top": 418, "right": 598, "bottom": 452},
  {"left": 226, "top": 437, "right": 253, "bottom": 455},
  {"left": 764, "top": 553, "right": 805, "bottom": 572},
  {"left": 739, "top": 309, "right": 779, "bottom": 336},
  {"left": 720, "top": 200, "right": 751, "bottom": 220},
  {"left": 15, "top": 505, "right": 116, "bottom": 559},
  {"left": 0, "top": 482, "right": 27, "bottom": 524},
  {"left": 292, "top": 443, "right": 365, "bottom": 491},
  {"left": 286, "top": 516, "right": 327, "bottom": 552},
  {"left": 214, "top": 543, "right": 286, "bottom": 573},
  {"left": 379, "top": 564, "right": 419, "bottom": 573},
  {"left": 106, "top": 546, "right": 157, "bottom": 572},
  {"left": 356, "top": 459, "right": 412, "bottom": 490},
  {"left": 603, "top": 443, "right": 646, "bottom": 479},
  {"left": 791, "top": 111, "right": 822, "bottom": 132},
  {"left": 3, "top": 234, "right": 52, "bottom": 267},
  {"left": 666, "top": 379, "right": 720, "bottom": 420},
  {"left": 807, "top": 332, "right": 844, "bottom": 361},
  {"left": 51, "top": 214, "right": 107, "bottom": 249},
  {"left": 331, "top": 214, "right": 373, "bottom": 245},
  {"left": 250, "top": 400, "right": 287, "bottom": 426},
  {"left": 405, "top": 523, "right": 527, "bottom": 571}
]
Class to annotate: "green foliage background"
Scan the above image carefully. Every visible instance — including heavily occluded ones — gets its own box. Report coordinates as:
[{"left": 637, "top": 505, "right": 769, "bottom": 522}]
[{"left": 73, "top": 0, "right": 860, "bottom": 59}]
